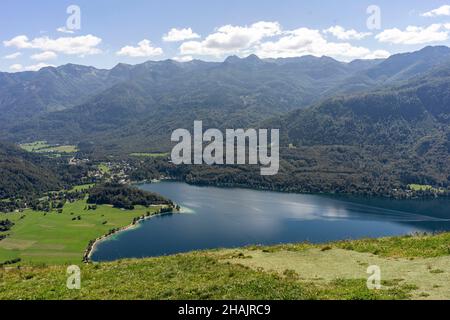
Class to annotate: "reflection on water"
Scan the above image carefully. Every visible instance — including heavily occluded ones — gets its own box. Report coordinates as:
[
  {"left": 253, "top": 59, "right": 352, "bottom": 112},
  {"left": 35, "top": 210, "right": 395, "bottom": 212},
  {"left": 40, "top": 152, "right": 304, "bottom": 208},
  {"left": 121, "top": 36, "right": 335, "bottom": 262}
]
[{"left": 91, "top": 182, "right": 450, "bottom": 262}]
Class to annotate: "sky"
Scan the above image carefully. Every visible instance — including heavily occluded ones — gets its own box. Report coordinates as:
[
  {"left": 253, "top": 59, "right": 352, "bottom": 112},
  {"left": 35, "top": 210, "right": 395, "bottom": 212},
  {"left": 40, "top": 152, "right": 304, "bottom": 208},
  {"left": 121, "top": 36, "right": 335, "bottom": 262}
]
[{"left": 1, "top": 0, "right": 450, "bottom": 72}]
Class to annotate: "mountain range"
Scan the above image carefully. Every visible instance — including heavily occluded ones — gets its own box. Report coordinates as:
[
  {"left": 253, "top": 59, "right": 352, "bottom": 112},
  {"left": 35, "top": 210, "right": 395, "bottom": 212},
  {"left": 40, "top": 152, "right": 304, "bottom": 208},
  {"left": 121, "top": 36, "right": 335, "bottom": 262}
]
[
  {"left": 0, "top": 45, "right": 449, "bottom": 195},
  {"left": 1, "top": 46, "right": 450, "bottom": 153}
]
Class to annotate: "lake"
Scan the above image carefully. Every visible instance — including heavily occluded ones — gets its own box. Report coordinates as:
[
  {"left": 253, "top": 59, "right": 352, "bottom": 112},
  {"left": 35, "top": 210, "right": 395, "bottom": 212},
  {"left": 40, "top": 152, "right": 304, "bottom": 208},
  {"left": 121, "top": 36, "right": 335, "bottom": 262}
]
[{"left": 91, "top": 181, "right": 450, "bottom": 262}]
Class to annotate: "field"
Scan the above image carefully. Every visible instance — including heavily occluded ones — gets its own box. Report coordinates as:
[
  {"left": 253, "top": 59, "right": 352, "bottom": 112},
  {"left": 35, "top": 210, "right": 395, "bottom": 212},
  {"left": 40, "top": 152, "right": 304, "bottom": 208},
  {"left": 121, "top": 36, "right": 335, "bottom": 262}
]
[
  {"left": 408, "top": 184, "right": 434, "bottom": 191},
  {"left": 129, "top": 153, "right": 169, "bottom": 158},
  {"left": 0, "top": 232, "right": 449, "bottom": 300},
  {"left": 0, "top": 199, "right": 162, "bottom": 265},
  {"left": 68, "top": 184, "right": 96, "bottom": 192},
  {"left": 19, "top": 141, "right": 78, "bottom": 155}
]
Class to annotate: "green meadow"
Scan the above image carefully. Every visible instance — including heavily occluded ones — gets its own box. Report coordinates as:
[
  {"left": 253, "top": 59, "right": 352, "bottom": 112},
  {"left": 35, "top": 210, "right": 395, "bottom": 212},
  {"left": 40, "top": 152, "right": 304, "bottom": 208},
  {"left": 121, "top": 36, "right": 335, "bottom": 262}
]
[
  {"left": 19, "top": 141, "right": 78, "bottom": 155},
  {"left": 68, "top": 184, "right": 96, "bottom": 192},
  {"left": 1, "top": 233, "right": 450, "bottom": 300},
  {"left": 0, "top": 199, "right": 162, "bottom": 265}
]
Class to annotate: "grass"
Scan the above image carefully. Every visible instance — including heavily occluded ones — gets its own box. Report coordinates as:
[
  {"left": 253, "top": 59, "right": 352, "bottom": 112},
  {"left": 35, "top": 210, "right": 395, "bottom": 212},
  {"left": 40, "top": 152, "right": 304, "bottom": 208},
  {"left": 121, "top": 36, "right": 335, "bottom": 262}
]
[
  {"left": 332, "top": 233, "right": 450, "bottom": 258},
  {"left": 68, "top": 184, "right": 95, "bottom": 192},
  {"left": 1, "top": 206, "right": 450, "bottom": 300},
  {"left": 220, "top": 246, "right": 450, "bottom": 300},
  {"left": 1, "top": 233, "right": 449, "bottom": 299},
  {"left": 0, "top": 199, "right": 162, "bottom": 265},
  {"left": 408, "top": 184, "right": 432, "bottom": 191},
  {"left": 129, "top": 153, "right": 169, "bottom": 158},
  {"left": 97, "top": 164, "right": 110, "bottom": 174},
  {"left": 407, "top": 184, "right": 444, "bottom": 193},
  {"left": 19, "top": 141, "right": 49, "bottom": 152},
  {"left": 19, "top": 141, "right": 78, "bottom": 155},
  {"left": 0, "top": 253, "right": 415, "bottom": 300}
]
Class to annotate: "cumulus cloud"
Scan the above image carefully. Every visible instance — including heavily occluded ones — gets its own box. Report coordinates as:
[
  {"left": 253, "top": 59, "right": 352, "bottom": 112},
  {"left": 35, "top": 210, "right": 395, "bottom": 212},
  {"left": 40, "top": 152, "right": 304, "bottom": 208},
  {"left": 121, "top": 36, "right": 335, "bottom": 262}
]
[
  {"left": 375, "top": 24, "right": 448, "bottom": 45},
  {"left": 8, "top": 62, "right": 54, "bottom": 72},
  {"left": 3, "top": 35, "right": 31, "bottom": 49},
  {"left": 173, "top": 55, "right": 194, "bottom": 62},
  {"left": 179, "top": 21, "right": 387, "bottom": 61},
  {"left": 116, "top": 39, "right": 163, "bottom": 57},
  {"left": 31, "top": 51, "right": 57, "bottom": 61},
  {"left": 255, "top": 28, "right": 388, "bottom": 61},
  {"left": 3, "top": 52, "right": 21, "bottom": 59},
  {"left": 3, "top": 34, "right": 102, "bottom": 55},
  {"left": 323, "top": 26, "right": 372, "bottom": 40},
  {"left": 24, "top": 63, "right": 55, "bottom": 71},
  {"left": 422, "top": 5, "right": 450, "bottom": 17},
  {"left": 180, "top": 21, "right": 282, "bottom": 56},
  {"left": 163, "top": 28, "right": 200, "bottom": 42}
]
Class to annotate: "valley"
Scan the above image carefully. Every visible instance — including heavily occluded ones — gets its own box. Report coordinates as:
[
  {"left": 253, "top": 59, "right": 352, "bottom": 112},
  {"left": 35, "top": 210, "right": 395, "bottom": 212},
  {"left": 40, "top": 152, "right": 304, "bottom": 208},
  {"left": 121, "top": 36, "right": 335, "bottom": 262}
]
[{"left": 1, "top": 45, "right": 450, "bottom": 301}]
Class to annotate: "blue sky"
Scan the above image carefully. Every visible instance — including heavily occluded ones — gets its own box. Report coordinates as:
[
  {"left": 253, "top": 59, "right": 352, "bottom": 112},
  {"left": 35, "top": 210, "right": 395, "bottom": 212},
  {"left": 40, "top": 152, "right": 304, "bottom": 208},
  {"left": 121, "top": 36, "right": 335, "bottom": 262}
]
[{"left": 1, "top": 0, "right": 450, "bottom": 72}]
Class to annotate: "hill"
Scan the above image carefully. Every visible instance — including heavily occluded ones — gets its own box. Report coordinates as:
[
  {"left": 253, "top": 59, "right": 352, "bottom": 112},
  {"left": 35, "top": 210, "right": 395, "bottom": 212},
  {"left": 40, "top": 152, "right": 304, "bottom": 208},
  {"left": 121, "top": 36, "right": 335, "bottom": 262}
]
[
  {"left": 0, "top": 142, "right": 62, "bottom": 199},
  {"left": 1, "top": 233, "right": 450, "bottom": 300}
]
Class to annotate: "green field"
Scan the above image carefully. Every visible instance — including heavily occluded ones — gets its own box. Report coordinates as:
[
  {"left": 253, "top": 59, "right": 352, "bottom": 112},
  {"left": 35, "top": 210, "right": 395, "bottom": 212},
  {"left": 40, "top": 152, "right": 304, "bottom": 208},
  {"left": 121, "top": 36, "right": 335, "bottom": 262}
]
[
  {"left": 129, "top": 152, "right": 169, "bottom": 158},
  {"left": 408, "top": 184, "right": 434, "bottom": 191},
  {"left": 0, "top": 200, "right": 162, "bottom": 265},
  {"left": 1, "top": 232, "right": 449, "bottom": 300},
  {"left": 19, "top": 141, "right": 78, "bottom": 155},
  {"left": 68, "top": 184, "right": 96, "bottom": 192}
]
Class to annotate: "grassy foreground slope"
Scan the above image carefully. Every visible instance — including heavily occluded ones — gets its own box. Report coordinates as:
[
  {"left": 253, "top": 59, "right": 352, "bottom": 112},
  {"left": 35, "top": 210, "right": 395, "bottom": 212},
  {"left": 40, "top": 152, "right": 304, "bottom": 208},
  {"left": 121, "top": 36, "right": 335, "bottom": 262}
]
[{"left": 1, "top": 233, "right": 449, "bottom": 300}]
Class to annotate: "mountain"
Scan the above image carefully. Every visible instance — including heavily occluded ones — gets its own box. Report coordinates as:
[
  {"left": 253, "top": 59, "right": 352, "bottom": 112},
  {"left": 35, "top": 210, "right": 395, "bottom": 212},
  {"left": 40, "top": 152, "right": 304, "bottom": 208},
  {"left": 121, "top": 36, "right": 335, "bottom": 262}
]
[
  {"left": 0, "top": 64, "right": 127, "bottom": 126},
  {"left": 162, "top": 66, "right": 450, "bottom": 196},
  {"left": 1, "top": 55, "right": 373, "bottom": 152},
  {"left": 264, "top": 64, "right": 450, "bottom": 188},
  {"left": 2, "top": 46, "right": 450, "bottom": 157},
  {"left": 330, "top": 46, "right": 450, "bottom": 95}
]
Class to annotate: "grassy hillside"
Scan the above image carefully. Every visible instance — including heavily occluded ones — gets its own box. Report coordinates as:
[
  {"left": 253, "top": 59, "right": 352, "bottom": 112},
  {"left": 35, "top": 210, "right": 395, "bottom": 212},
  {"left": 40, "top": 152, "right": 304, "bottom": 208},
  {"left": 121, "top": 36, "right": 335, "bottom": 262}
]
[
  {"left": 0, "top": 142, "right": 62, "bottom": 199},
  {"left": 1, "top": 233, "right": 449, "bottom": 300}
]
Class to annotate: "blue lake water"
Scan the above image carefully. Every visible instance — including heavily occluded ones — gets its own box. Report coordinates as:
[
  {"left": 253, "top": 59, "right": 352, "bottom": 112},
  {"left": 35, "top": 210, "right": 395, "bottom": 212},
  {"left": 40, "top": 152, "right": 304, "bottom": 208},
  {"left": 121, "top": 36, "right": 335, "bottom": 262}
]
[{"left": 91, "top": 181, "right": 450, "bottom": 262}]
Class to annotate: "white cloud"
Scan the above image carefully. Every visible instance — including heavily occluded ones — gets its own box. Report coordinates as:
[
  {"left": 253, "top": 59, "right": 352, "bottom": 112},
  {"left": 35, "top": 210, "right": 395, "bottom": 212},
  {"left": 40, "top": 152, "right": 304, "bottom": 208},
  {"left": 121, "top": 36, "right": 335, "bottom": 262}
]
[
  {"left": 179, "top": 21, "right": 386, "bottom": 61},
  {"left": 57, "top": 26, "right": 75, "bottom": 34},
  {"left": 323, "top": 26, "right": 372, "bottom": 40},
  {"left": 23, "top": 63, "right": 55, "bottom": 71},
  {"left": 9, "top": 64, "right": 23, "bottom": 71},
  {"left": 376, "top": 24, "right": 448, "bottom": 45},
  {"left": 3, "top": 35, "right": 31, "bottom": 49},
  {"left": 422, "top": 5, "right": 450, "bottom": 17},
  {"left": 116, "top": 39, "right": 163, "bottom": 57},
  {"left": 173, "top": 55, "right": 194, "bottom": 62},
  {"left": 3, "top": 34, "right": 102, "bottom": 55},
  {"left": 255, "top": 28, "right": 388, "bottom": 61},
  {"left": 8, "top": 63, "right": 53, "bottom": 72},
  {"left": 163, "top": 28, "right": 200, "bottom": 42},
  {"left": 180, "top": 21, "right": 282, "bottom": 56},
  {"left": 3, "top": 52, "right": 21, "bottom": 59},
  {"left": 31, "top": 51, "right": 57, "bottom": 61}
]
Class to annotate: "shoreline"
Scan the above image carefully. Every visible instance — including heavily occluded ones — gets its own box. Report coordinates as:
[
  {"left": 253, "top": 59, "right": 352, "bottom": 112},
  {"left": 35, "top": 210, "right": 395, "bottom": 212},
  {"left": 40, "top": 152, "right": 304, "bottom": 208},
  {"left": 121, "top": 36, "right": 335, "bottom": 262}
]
[{"left": 83, "top": 205, "right": 179, "bottom": 263}]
